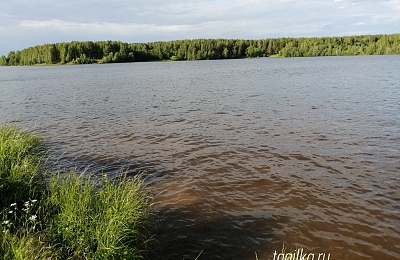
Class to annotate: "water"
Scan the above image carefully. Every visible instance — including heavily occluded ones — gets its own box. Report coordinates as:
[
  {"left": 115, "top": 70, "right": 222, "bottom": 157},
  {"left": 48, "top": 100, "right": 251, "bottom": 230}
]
[{"left": 1, "top": 56, "right": 399, "bottom": 259}]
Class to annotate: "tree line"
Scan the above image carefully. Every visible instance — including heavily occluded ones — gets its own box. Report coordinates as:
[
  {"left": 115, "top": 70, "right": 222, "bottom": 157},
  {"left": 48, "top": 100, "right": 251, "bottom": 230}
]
[{"left": 1, "top": 34, "right": 399, "bottom": 66}]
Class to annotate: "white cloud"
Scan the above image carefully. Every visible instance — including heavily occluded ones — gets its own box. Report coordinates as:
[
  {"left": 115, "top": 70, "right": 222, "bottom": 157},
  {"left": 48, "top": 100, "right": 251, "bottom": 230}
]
[{"left": 1, "top": 0, "right": 399, "bottom": 56}]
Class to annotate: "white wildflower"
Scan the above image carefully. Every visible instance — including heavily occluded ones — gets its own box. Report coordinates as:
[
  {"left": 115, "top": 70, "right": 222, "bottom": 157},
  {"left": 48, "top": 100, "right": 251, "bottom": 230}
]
[
  {"left": 8, "top": 210, "right": 13, "bottom": 214},
  {"left": 2, "top": 220, "right": 10, "bottom": 225},
  {"left": 24, "top": 201, "right": 30, "bottom": 206},
  {"left": 10, "top": 203, "right": 17, "bottom": 207},
  {"left": 29, "top": 215, "right": 37, "bottom": 221},
  {"left": 31, "top": 199, "right": 37, "bottom": 203}
]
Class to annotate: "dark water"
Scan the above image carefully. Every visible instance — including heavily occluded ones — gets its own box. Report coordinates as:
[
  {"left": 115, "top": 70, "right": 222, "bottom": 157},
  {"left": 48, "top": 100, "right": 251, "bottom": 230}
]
[{"left": 1, "top": 56, "right": 399, "bottom": 260}]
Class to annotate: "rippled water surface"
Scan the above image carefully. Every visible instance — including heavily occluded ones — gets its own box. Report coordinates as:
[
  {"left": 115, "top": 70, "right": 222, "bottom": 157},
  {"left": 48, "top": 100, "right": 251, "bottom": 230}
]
[{"left": 1, "top": 56, "right": 399, "bottom": 259}]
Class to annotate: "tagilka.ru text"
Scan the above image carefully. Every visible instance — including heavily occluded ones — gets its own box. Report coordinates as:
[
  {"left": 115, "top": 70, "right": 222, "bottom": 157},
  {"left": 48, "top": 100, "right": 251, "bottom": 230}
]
[{"left": 273, "top": 248, "right": 330, "bottom": 260}]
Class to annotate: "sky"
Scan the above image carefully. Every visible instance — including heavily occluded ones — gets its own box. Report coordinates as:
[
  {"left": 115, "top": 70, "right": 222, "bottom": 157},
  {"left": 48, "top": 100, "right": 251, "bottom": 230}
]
[{"left": 0, "top": 0, "right": 399, "bottom": 56}]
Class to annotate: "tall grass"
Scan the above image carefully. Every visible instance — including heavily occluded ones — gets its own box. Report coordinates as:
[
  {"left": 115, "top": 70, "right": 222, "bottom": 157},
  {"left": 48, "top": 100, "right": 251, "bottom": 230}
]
[
  {"left": 0, "top": 123, "right": 154, "bottom": 259},
  {"left": 0, "top": 123, "right": 44, "bottom": 209},
  {"left": 43, "top": 171, "right": 154, "bottom": 259}
]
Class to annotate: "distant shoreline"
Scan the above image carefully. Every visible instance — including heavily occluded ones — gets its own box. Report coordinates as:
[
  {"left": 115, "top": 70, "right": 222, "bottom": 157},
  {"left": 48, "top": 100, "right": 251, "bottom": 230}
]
[{"left": 1, "top": 33, "right": 399, "bottom": 66}]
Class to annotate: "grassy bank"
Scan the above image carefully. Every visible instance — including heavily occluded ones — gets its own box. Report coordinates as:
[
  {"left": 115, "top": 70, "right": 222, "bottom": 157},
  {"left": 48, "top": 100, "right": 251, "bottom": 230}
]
[{"left": 0, "top": 123, "right": 154, "bottom": 259}]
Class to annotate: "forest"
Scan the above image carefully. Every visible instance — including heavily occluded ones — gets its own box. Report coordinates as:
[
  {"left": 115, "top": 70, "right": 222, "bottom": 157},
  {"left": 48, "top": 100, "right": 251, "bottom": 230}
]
[{"left": 1, "top": 34, "right": 399, "bottom": 66}]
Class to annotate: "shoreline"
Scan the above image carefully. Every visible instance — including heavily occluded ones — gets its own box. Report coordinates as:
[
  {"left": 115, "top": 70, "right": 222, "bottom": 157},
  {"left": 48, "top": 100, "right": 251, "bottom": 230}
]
[
  {"left": 1, "top": 33, "right": 399, "bottom": 66},
  {"left": 0, "top": 123, "right": 154, "bottom": 259}
]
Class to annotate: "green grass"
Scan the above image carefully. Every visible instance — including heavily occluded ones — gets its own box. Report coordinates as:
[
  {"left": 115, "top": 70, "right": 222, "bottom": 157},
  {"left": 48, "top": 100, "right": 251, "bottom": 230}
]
[
  {"left": 0, "top": 123, "right": 44, "bottom": 209},
  {"left": 42, "top": 171, "right": 154, "bottom": 259},
  {"left": 0, "top": 123, "right": 154, "bottom": 259}
]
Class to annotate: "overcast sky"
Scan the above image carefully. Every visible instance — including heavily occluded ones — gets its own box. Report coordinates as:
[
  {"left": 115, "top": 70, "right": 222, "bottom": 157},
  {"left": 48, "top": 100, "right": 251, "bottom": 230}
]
[{"left": 1, "top": 0, "right": 399, "bottom": 56}]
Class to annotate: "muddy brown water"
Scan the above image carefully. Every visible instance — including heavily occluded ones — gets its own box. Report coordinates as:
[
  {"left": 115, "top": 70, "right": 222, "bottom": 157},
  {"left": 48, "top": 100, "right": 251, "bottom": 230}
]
[{"left": 1, "top": 56, "right": 399, "bottom": 259}]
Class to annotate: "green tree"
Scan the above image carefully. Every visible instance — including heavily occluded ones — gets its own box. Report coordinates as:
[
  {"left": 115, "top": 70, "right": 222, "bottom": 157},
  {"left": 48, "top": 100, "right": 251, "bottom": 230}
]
[{"left": 1, "top": 34, "right": 400, "bottom": 66}]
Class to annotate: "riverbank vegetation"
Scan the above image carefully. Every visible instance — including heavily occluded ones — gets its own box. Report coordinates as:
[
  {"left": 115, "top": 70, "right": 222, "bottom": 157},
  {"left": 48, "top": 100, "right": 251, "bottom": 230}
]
[
  {"left": 1, "top": 34, "right": 399, "bottom": 66},
  {"left": 0, "top": 123, "right": 153, "bottom": 259}
]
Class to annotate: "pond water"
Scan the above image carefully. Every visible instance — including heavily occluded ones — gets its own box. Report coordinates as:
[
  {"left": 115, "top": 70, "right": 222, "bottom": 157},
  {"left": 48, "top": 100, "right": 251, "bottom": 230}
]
[{"left": 1, "top": 55, "right": 399, "bottom": 259}]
